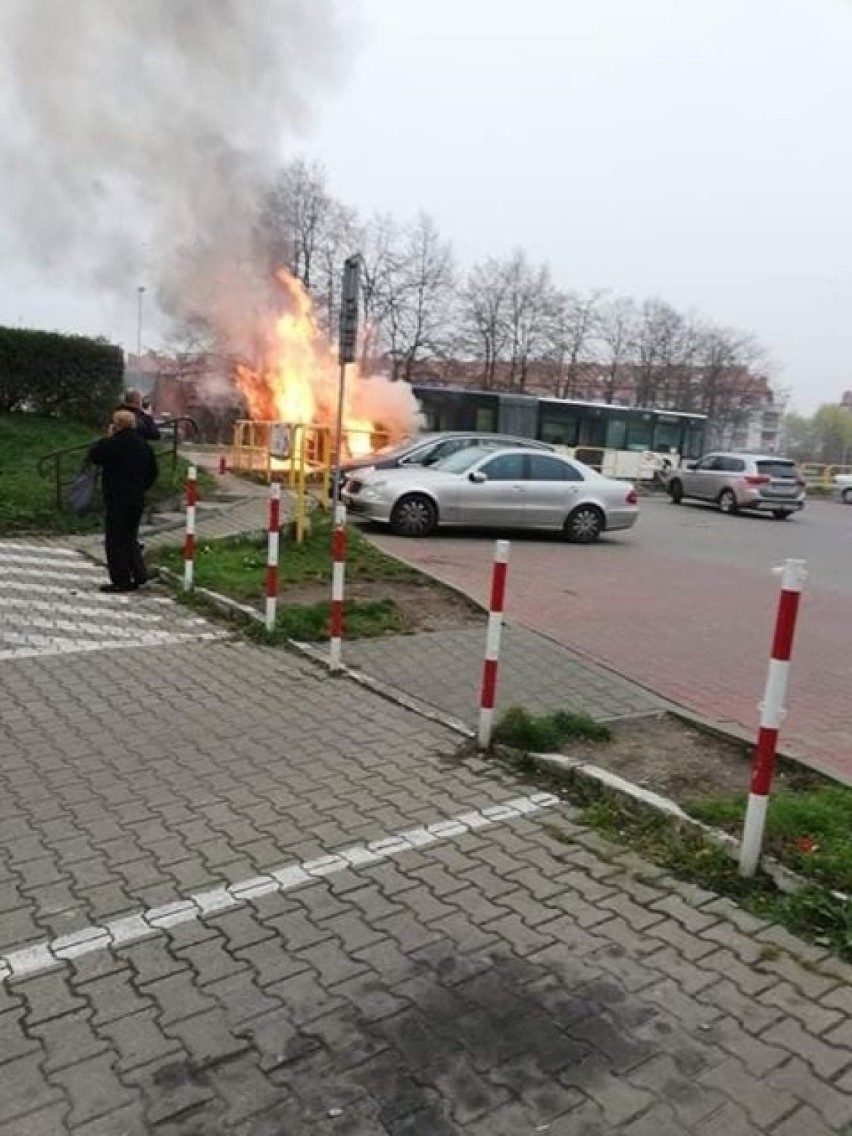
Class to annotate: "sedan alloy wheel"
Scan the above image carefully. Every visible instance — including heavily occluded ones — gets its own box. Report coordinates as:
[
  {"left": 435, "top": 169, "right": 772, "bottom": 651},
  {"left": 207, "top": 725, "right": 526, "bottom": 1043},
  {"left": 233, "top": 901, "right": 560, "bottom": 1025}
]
[
  {"left": 389, "top": 493, "right": 438, "bottom": 537},
  {"left": 564, "top": 505, "right": 604, "bottom": 543}
]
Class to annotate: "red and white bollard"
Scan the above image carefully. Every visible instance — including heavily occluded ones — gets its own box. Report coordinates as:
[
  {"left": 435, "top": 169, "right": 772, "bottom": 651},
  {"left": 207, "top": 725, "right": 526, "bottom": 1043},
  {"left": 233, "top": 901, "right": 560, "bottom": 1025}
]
[
  {"left": 183, "top": 464, "right": 198, "bottom": 592},
  {"left": 329, "top": 504, "right": 347, "bottom": 671},
  {"left": 265, "top": 482, "right": 281, "bottom": 632},
  {"left": 478, "top": 540, "right": 510, "bottom": 750},
  {"left": 739, "top": 558, "right": 808, "bottom": 877}
]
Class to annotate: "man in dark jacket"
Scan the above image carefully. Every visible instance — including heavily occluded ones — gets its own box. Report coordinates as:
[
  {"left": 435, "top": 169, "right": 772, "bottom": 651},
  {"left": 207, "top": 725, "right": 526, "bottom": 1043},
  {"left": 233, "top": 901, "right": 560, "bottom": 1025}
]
[
  {"left": 87, "top": 410, "right": 158, "bottom": 593},
  {"left": 120, "top": 388, "right": 161, "bottom": 441}
]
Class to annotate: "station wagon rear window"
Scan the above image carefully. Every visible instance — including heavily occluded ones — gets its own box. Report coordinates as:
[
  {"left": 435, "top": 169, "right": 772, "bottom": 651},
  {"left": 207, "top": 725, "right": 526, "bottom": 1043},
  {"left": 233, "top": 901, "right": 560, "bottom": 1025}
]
[{"left": 756, "top": 461, "right": 797, "bottom": 479}]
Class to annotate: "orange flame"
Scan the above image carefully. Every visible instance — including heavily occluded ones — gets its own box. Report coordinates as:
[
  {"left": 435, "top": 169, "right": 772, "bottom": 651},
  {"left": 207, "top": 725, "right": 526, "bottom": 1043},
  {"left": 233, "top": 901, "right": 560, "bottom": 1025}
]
[{"left": 235, "top": 271, "right": 380, "bottom": 459}]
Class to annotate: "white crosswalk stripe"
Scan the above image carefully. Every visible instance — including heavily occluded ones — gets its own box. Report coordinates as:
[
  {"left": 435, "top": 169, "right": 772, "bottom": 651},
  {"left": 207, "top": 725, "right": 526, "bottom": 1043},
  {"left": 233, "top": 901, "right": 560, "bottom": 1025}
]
[
  {"left": 0, "top": 552, "right": 104, "bottom": 570},
  {"left": 0, "top": 597, "right": 179, "bottom": 622},
  {"left": 0, "top": 541, "right": 82, "bottom": 558},
  {"left": 0, "top": 541, "right": 225, "bottom": 659},
  {"left": 0, "top": 583, "right": 172, "bottom": 602}
]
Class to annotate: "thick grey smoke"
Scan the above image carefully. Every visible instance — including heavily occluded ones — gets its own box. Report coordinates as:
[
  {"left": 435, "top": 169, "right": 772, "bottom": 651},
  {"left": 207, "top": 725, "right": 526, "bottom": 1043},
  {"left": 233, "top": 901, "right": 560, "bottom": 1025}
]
[{"left": 0, "top": 0, "right": 347, "bottom": 353}]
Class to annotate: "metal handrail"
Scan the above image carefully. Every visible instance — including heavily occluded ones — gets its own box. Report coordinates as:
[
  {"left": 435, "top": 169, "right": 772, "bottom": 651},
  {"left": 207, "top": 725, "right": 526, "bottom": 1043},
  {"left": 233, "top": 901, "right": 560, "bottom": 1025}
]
[{"left": 37, "top": 416, "right": 199, "bottom": 509}]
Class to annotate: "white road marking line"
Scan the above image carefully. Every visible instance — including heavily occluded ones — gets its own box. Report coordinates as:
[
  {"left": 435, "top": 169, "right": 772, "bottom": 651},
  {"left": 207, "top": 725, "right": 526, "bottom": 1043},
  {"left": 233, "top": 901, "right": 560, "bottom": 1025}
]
[
  {"left": 0, "top": 614, "right": 207, "bottom": 639},
  {"left": 0, "top": 583, "right": 171, "bottom": 602},
  {"left": 1, "top": 628, "right": 194, "bottom": 648},
  {"left": 0, "top": 553, "right": 103, "bottom": 571},
  {"left": 0, "top": 567, "right": 104, "bottom": 584},
  {"left": 0, "top": 792, "right": 560, "bottom": 982},
  {"left": 0, "top": 597, "right": 181, "bottom": 623},
  {"left": 0, "top": 542, "right": 81, "bottom": 558},
  {"left": 0, "top": 630, "right": 224, "bottom": 660},
  {"left": 0, "top": 549, "right": 103, "bottom": 568}
]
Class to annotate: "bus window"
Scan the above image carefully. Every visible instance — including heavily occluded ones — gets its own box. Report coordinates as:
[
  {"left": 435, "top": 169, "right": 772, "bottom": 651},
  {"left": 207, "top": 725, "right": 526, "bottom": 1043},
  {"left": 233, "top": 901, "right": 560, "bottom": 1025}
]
[
  {"left": 539, "top": 412, "right": 578, "bottom": 446},
  {"left": 420, "top": 405, "right": 440, "bottom": 431},
  {"left": 475, "top": 405, "right": 497, "bottom": 432},
  {"left": 605, "top": 415, "right": 627, "bottom": 450},
  {"left": 652, "top": 418, "right": 681, "bottom": 453},
  {"left": 684, "top": 423, "right": 706, "bottom": 459},
  {"left": 625, "top": 415, "right": 653, "bottom": 451},
  {"left": 577, "top": 416, "right": 606, "bottom": 448}
]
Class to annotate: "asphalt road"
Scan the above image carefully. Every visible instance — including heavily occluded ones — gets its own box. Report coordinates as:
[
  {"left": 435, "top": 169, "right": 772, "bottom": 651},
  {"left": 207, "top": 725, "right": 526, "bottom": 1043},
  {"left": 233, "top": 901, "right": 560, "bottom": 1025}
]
[{"left": 367, "top": 495, "right": 852, "bottom": 781}]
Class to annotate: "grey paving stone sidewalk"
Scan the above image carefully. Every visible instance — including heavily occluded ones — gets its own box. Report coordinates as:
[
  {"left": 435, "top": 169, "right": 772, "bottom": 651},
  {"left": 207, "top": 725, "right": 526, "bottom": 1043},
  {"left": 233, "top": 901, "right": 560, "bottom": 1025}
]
[
  {"left": 330, "top": 624, "right": 663, "bottom": 727},
  {"left": 0, "top": 620, "right": 850, "bottom": 1132}
]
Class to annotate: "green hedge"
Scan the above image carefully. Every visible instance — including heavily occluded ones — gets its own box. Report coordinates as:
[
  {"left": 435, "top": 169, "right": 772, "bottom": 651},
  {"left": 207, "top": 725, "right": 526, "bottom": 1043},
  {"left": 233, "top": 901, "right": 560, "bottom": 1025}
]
[{"left": 0, "top": 327, "right": 124, "bottom": 425}]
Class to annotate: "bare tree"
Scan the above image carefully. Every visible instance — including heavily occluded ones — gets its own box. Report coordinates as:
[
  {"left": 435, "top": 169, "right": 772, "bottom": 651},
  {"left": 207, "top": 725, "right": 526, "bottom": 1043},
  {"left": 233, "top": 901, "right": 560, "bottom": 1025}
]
[
  {"left": 261, "top": 157, "right": 331, "bottom": 288},
  {"left": 380, "top": 212, "right": 454, "bottom": 382},
  {"left": 456, "top": 256, "right": 511, "bottom": 389},
  {"left": 545, "top": 289, "right": 602, "bottom": 399},
  {"left": 500, "top": 250, "right": 553, "bottom": 391},
  {"left": 597, "top": 294, "right": 637, "bottom": 404},
  {"left": 314, "top": 199, "right": 359, "bottom": 336},
  {"left": 651, "top": 308, "right": 703, "bottom": 410},
  {"left": 694, "top": 324, "right": 767, "bottom": 435},
  {"left": 358, "top": 213, "right": 399, "bottom": 373},
  {"left": 633, "top": 298, "right": 683, "bottom": 406}
]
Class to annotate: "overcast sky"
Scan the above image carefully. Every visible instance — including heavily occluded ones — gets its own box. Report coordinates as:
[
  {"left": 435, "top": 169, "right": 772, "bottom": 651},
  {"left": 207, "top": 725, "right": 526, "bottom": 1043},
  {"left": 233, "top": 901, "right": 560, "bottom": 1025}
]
[{"left": 3, "top": 0, "right": 852, "bottom": 411}]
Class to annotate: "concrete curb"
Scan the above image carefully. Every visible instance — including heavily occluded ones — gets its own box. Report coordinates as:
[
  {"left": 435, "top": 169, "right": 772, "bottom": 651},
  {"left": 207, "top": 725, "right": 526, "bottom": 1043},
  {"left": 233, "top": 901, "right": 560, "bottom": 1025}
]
[
  {"left": 527, "top": 749, "right": 847, "bottom": 901},
  {"left": 288, "top": 640, "right": 476, "bottom": 739},
  {"left": 157, "top": 567, "right": 264, "bottom": 625},
  {"left": 356, "top": 529, "right": 840, "bottom": 781},
  {"left": 151, "top": 564, "right": 848, "bottom": 906}
]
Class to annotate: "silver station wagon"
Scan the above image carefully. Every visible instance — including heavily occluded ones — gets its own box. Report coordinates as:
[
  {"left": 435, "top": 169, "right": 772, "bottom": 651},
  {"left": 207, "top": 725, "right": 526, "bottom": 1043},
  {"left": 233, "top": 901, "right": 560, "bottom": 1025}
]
[{"left": 667, "top": 452, "right": 806, "bottom": 519}]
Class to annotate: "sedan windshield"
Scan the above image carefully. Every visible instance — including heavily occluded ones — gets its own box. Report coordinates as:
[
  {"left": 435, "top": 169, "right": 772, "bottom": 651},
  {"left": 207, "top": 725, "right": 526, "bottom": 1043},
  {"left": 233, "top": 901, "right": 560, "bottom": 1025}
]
[
  {"left": 366, "top": 436, "right": 418, "bottom": 460},
  {"left": 431, "top": 445, "right": 497, "bottom": 474}
]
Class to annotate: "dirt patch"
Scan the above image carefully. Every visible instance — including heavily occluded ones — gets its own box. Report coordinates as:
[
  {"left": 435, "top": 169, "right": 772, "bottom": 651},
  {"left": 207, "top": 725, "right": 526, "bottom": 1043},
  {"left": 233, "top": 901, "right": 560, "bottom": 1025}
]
[
  {"left": 275, "top": 577, "right": 485, "bottom": 634},
  {"left": 561, "top": 713, "right": 818, "bottom": 807}
]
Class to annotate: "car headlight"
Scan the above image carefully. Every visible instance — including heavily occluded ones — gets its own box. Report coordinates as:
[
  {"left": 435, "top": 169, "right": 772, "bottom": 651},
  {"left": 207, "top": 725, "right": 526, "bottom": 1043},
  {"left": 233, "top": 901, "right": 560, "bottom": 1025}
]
[{"left": 362, "top": 480, "right": 387, "bottom": 495}]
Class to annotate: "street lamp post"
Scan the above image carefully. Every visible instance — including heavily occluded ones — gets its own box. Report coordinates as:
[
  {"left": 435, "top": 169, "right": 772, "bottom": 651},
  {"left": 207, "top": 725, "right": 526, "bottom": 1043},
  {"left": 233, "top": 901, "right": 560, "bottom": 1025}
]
[{"left": 136, "top": 285, "right": 145, "bottom": 357}]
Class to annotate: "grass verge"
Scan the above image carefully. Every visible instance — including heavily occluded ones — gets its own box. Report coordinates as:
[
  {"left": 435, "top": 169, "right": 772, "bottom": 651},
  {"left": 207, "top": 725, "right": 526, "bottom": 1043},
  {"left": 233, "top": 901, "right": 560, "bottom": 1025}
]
[
  {"left": 150, "top": 513, "right": 424, "bottom": 641},
  {"left": 489, "top": 702, "right": 852, "bottom": 960},
  {"left": 247, "top": 598, "right": 405, "bottom": 643},
  {"left": 494, "top": 706, "right": 612, "bottom": 751},
  {"left": 0, "top": 412, "right": 208, "bottom": 534},
  {"left": 573, "top": 794, "right": 852, "bottom": 961},
  {"left": 0, "top": 413, "right": 102, "bottom": 533},
  {"left": 689, "top": 784, "right": 852, "bottom": 894},
  {"left": 150, "top": 512, "right": 419, "bottom": 602}
]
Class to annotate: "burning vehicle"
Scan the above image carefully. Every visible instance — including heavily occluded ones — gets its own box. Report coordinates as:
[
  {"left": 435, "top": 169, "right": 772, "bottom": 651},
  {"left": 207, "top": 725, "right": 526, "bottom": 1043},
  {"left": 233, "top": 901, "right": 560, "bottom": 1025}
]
[{"left": 231, "top": 271, "right": 421, "bottom": 477}]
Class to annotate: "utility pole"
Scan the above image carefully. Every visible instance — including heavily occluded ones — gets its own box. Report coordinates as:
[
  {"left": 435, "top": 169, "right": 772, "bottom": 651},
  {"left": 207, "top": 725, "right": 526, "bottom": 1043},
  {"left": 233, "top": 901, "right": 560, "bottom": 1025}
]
[{"left": 136, "top": 285, "right": 145, "bottom": 357}]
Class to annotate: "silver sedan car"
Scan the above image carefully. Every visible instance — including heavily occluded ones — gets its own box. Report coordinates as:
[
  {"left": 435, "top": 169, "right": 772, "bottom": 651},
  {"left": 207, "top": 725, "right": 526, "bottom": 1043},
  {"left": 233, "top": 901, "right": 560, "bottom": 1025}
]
[{"left": 342, "top": 445, "right": 639, "bottom": 541}]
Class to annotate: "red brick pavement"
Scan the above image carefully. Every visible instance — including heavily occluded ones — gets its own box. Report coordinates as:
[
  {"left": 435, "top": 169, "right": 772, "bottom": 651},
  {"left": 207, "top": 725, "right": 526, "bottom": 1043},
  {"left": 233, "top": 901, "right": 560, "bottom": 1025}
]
[{"left": 369, "top": 506, "right": 852, "bottom": 782}]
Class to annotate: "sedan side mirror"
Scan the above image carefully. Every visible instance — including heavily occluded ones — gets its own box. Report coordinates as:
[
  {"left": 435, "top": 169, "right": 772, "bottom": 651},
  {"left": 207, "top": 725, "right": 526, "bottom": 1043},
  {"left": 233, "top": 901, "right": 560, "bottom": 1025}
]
[{"left": 469, "top": 470, "right": 487, "bottom": 483}]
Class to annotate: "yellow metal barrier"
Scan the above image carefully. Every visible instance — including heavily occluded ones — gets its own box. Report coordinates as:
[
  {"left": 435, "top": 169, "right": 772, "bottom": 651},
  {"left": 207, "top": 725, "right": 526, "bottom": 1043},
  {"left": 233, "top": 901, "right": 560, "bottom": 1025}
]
[
  {"left": 799, "top": 462, "right": 829, "bottom": 488},
  {"left": 229, "top": 420, "right": 389, "bottom": 542},
  {"left": 798, "top": 462, "right": 852, "bottom": 489},
  {"left": 825, "top": 464, "right": 852, "bottom": 485}
]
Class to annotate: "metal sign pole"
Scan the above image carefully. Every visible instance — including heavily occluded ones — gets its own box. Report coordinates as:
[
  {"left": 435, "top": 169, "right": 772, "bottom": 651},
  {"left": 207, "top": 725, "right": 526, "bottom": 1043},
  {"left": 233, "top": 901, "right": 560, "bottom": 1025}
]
[{"left": 331, "top": 254, "right": 361, "bottom": 505}]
